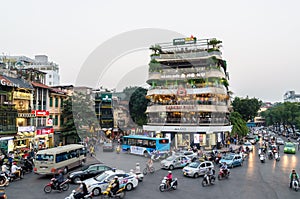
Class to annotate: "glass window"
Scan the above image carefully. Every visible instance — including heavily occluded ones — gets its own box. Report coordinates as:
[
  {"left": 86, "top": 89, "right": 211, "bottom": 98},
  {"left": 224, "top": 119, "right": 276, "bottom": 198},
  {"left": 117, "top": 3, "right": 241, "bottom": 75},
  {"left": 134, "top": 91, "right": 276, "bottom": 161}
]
[
  {"left": 55, "top": 97, "right": 59, "bottom": 107},
  {"left": 49, "top": 97, "right": 53, "bottom": 107}
]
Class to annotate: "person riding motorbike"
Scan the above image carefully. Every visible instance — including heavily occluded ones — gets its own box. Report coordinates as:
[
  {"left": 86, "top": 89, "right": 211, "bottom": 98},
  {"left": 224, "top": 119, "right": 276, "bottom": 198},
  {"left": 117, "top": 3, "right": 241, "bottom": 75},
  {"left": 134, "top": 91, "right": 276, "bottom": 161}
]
[
  {"left": 166, "top": 171, "right": 172, "bottom": 189},
  {"left": 74, "top": 181, "right": 88, "bottom": 199},
  {"left": 55, "top": 169, "right": 64, "bottom": 190},
  {"left": 135, "top": 163, "right": 141, "bottom": 174},
  {"left": 110, "top": 176, "right": 120, "bottom": 196},
  {"left": 289, "top": 169, "right": 299, "bottom": 188},
  {"left": 206, "top": 167, "right": 214, "bottom": 184},
  {"left": 11, "top": 162, "right": 21, "bottom": 178},
  {"left": 220, "top": 162, "right": 228, "bottom": 176}
]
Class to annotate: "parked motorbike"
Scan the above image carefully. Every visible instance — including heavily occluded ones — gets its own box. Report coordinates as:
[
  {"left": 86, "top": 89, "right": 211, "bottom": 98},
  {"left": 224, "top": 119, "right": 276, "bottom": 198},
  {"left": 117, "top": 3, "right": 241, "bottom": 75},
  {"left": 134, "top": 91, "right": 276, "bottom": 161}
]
[
  {"left": 0, "top": 172, "right": 9, "bottom": 187},
  {"left": 65, "top": 190, "right": 93, "bottom": 199},
  {"left": 159, "top": 177, "right": 178, "bottom": 192},
  {"left": 218, "top": 168, "right": 230, "bottom": 180},
  {"left": 260, "top": 154, "right": 266, "bottom": 163},
  {"left": 202, "top": 173, "right": 215, "bottom": 187},
  {"left": 44, "top": 178, "right": 70, "bottom": 193},
  {"left": 291, "top": 179, "right": 299, "bottom": 192},
  {"left": 101, "top": 181, "right": 126, "bottom": 198}
]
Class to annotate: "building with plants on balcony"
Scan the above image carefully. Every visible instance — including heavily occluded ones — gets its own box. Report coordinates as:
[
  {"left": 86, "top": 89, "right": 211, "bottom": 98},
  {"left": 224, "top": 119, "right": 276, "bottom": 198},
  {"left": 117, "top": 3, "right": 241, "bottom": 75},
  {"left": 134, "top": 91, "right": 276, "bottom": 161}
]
[{"left": 143, "top": 36, "right": 232, "bottom": 149}]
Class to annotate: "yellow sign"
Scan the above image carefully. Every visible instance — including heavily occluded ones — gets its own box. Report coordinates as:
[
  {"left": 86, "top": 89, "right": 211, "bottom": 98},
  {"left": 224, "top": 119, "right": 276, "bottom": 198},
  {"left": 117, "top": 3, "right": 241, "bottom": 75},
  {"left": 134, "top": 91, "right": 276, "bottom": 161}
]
[{"left": 13, "top": 91, "right": 32, "bottom": 100}]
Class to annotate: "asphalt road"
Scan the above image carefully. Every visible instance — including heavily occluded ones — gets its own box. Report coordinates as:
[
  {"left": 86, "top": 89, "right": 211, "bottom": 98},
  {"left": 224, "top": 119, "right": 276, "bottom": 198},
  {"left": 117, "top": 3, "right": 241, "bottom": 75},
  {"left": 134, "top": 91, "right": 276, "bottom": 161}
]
[{"left": 5, "top": 135, "right": 300, "bottom": 199}]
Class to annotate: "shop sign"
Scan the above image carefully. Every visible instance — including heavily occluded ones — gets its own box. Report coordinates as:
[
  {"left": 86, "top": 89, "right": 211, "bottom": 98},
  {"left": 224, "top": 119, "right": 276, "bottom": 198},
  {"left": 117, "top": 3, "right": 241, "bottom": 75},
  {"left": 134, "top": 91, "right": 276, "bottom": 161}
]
[
  {"left": 173, "top": 37, "right": 197, "bottom": 45},
  {"left": 18, "top": 113, "right": 36, "bottom": 118},
  {"left": 13, "top": 91, "right": 32, "bottom": 100},
  {"left": 47, "top": 118, "right": 53, "bottom": 126},
  {"left": 101, "top": 94, "right": 112, "bottom": 102},
  {"left": 166, "top": 105, "right": 195, "bottom": 110},
  {"left": 36, "top": 128, "right": 54, "bottom": 135},
  {"left": 18, "top": 126, "right": 35, "bottom": 132},
  {"left": 0, "top": 77, "right": 20, "bottom": 88},
  {"left": 32, "top": 110, "right": 49, "bottom": 117}
]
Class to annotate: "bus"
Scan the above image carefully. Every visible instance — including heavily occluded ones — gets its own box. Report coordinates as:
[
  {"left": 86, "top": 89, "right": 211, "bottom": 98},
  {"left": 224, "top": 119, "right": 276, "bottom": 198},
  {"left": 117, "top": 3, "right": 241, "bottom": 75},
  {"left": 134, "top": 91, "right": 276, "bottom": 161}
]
[
  {"left": 121, "top": 135, "right": 170, "bottom": 157},
  {"left": 34, "top": 144, "right": 87, "bottom": 175}
]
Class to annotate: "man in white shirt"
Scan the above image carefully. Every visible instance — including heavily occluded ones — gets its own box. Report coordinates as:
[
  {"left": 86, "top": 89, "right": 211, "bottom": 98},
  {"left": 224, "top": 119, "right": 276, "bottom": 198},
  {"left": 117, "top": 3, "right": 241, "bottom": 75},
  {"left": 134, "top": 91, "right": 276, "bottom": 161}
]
[{"left": 11, "top": 162, "right": 21, "bottom": 178}]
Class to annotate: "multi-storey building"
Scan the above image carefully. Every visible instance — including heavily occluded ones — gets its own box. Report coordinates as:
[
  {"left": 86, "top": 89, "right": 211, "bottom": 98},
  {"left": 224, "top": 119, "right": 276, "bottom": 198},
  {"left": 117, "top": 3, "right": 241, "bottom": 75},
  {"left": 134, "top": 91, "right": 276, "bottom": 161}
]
[
  {"left": 143, "top": 37, "right": 232, "bottom": 149},
  {"left": 284, "top": 91, "right": 300, "bottom": 103}
]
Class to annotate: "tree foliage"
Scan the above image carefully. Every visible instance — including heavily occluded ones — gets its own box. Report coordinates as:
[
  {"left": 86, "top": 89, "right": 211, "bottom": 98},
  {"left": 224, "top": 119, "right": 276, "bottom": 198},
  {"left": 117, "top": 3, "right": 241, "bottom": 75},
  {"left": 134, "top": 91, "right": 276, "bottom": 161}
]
[
  {"left": 128, "top": 87, "right": 149, "bottom": 127},
  {"left": 261, "top": 102, "right": 300, "bottom": 133},
  {"left": 229, "top": 112, "right": 249, "bottom": 137},
  {"left": 231, "top": 97, "right": 262, "bottom": 122}
]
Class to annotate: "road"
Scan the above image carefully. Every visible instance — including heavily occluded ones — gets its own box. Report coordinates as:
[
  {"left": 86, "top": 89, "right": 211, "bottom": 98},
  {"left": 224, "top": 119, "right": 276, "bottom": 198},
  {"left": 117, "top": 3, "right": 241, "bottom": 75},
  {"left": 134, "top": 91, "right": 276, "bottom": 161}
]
[{"left": 5, "top": 136, "right": 300, "bottom": 199}]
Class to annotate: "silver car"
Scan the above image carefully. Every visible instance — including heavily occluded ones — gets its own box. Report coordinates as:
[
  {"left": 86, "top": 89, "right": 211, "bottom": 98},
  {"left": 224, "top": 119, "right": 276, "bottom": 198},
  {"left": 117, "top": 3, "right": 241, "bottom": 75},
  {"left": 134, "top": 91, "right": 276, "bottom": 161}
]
[
  {"left": 160, "top": 155, "right": 191, "bottom": 170},
  {"left": 182, "top": 161, "right": 214, "bottom": 178}
]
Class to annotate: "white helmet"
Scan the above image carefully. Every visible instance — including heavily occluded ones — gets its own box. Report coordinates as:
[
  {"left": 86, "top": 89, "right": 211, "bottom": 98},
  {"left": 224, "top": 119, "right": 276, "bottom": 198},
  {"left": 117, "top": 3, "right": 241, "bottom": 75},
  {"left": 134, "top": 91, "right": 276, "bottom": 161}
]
[
  {"left": 168, "top": 171, "right": 172, "bottom": 174},
  {"left": 136, "top": 163, "right": 139, "bottom": 165}
]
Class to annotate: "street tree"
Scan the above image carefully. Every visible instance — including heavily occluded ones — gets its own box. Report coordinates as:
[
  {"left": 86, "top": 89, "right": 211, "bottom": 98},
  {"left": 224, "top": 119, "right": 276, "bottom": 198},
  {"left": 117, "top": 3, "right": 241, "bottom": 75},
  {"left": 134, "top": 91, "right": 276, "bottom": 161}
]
[
  {"left": 229, "top": 111, "right": 249, "bottom": 137},
  {"left": 231, "top": 97, "right": 262, "bottom": 122}
]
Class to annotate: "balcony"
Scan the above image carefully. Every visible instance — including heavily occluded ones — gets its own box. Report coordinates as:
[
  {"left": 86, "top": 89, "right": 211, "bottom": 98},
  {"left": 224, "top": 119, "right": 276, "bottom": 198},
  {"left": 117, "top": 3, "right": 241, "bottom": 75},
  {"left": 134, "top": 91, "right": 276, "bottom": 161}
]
[
  {"left": 147, "top": 86, "right": 227, "bottom": 96},
  {"left": 147, "top": 117, "right": 230, "bottom": 126},
  {"left": 157, "top": 51, "right": 222, "bottom": 61}
]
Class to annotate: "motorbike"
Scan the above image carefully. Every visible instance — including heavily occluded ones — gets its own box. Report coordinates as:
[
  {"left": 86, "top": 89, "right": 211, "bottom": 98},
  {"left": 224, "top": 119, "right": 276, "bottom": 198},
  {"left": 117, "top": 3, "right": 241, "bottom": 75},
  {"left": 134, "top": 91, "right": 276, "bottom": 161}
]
[
  {"left": 44, "top": 178, "right": 70, "bottom": 193},
  {"left": 6, "top": 168, "right": 24, "bottom": 182},
  {"left": 159, "top": 177, "right": 178, "bottom": 192},
  {"left": 202, "top": 173, "right": 215, "bottom": 187},
  {"left": 143, "top": 166, "right": 155, "bottom": 175},
  {"left": 291, "top": 179, "right": 299, "bottom": 192},
  {"left": 218, "top": 168, "right": 230, "bottom": 180},
  {"left": 65, "top": 190, "right": 93, "bottom": 199},
  {"left": 274, "top": 152, "right": 280, "bottom": 162},
  {"left": 268, "top": 150, "right": 273, "bottom": 160},
  {"left": 116, "top": 145, "right": 121, "bottom": 154},
  {"left": 0, "top": 172, "right": 9, "bottom": 187},
  {"left": 151, "top": 151, "right": 162, "bottom": 162},
  {"left": 20, "top": 159, "right": 33, "bottom": 173},
  {"left": 135, "top": 172, "right": 144, "bottom": 182},
  {"left": 260, "top": 154, "right": 265, "bottom": 163},
  {"left": 101, "top": 181, "right": 126, "bottom": 198}
]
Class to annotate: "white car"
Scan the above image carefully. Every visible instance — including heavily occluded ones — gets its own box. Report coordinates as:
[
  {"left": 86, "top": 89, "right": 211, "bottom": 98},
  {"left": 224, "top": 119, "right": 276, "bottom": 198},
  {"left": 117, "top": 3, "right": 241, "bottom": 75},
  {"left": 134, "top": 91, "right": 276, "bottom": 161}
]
[
  {"left": 276, "top": 137, "right": 285, "bottom": 145},
  {"left": 84, "top": 169, "right": 138, "bottom": 196},
  {"left": 243, "top": 141, "right": 253, "bottom": 152},
  {"left": 161, "top": 155, "right": 191, "bottom": 170},
  {"left": 182, "top": 161, "right": 214, "bottom": 178}
]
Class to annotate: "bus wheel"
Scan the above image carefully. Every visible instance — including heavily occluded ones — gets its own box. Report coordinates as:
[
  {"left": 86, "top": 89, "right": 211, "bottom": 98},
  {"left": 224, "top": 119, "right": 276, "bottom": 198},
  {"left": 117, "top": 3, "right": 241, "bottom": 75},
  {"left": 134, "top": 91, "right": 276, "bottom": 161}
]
[
  {"left": 144, "top": 151, "right": 149, "bottom": 158},
  {"left": 63, "top": 167, "right": 68, "bottom": 174}
]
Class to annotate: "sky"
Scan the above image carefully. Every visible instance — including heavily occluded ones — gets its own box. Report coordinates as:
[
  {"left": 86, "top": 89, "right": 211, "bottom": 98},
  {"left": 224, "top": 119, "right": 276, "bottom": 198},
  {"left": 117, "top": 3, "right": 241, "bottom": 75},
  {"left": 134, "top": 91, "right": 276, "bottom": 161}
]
[{"left": 1, "top": 0, "right": 300, "bottom": 103}]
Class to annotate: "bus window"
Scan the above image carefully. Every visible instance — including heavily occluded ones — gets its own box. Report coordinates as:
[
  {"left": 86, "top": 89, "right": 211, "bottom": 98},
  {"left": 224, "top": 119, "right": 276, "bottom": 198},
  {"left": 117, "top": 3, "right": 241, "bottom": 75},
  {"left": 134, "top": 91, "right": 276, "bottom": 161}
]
[
  {"left": 136, "top": 139, "right": 143, "bottom": 147},
  {"left": 149, "top": 140, "right": 156, "bottom": 148},
  {"left": 128, "top": 138, "right": 136, "bottom": 146},
  {"left": 159, "top": 139, "right": 169, "bottom": 144},
  {"left": 36, "top": 154, "right": 54, "bottom": 161},
  {"left": 142, "top": 140, "right": 149, "bottom": 148}
]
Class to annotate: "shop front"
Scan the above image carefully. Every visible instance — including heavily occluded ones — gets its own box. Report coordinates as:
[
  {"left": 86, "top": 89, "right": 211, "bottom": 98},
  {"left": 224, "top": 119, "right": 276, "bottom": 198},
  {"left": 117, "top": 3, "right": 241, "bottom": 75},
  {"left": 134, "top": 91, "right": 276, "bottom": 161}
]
[
  {"left": 14, "top": 126, "right": 35, "bottom": 151},
  {"left": 0, "top": 136, "right": 14, "bottom": 154},
  {"left": 35, "top": 127, "right": 54, "bottom": 149}
]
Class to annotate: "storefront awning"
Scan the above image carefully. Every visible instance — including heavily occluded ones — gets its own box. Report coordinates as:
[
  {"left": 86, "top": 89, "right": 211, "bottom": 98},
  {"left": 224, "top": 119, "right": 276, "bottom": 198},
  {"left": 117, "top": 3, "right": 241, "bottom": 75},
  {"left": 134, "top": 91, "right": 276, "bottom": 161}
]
[{"left": 17, "top": 132, "right": 35, "bottom": 137}]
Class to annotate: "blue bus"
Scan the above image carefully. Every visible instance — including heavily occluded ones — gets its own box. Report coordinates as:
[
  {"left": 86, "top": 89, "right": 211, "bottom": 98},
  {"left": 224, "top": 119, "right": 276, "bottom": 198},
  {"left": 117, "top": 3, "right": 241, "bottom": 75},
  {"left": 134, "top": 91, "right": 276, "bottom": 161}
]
[{"left": 121, "top": 135, "right": 170, "bottom": 157}]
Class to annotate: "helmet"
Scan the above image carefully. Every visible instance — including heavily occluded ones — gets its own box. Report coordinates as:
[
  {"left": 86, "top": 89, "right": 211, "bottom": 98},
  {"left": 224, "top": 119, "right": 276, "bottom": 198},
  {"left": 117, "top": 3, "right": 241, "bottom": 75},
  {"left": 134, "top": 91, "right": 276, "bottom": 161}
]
[
  {"left": 136, "top": 163, "right": 139, "bottom": 165},
  {"left": 168, "top": 171, "right": 172, "bottom": 174},
  {"left": 58, "top": 169, "right": 63, "bottom": 174},
  {"left": 114, "top": 176, "right": 118, "bottom": 179},
  {"left": 13, "top": 162, "right": 17, "bottom": 165}
]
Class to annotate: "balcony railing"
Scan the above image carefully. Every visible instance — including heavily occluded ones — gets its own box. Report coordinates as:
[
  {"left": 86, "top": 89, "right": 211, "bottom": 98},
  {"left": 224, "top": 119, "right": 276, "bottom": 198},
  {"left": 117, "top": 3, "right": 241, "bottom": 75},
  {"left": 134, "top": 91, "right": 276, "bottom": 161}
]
[
  {"left": 147, "top": 117, "right": 230, "bottom": 126},
  {"left": 158, "top": 51, "right": 222, "bottom": 60}
]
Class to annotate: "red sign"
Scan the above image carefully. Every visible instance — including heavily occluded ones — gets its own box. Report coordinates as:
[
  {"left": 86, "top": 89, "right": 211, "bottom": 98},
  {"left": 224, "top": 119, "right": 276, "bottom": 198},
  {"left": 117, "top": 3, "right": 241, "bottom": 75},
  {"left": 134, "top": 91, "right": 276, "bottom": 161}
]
[
  {"left": 32, "top": 110, "right": 49, "bottom": 117},
  {"left": 36, "top": 128, "right": 54, "bottom": 135}
]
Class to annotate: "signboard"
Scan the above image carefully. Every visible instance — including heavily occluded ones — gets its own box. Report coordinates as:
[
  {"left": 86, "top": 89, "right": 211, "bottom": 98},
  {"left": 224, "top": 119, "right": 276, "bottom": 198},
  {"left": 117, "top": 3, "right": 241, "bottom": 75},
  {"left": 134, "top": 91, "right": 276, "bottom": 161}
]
[
  {"left": 0, "top": 76, "right": 20, "bottom": 88},
  {"left": 101, "top": 94, "right": 112, "bottom": 102},
  {"left": 47, "top": 118, "right": 53, "bottom": 126},
  {"left": 18, "top": 113, "right": 36, "bottom": 118},
  {"left": 36, "top": 128, "right": 54, "bottom": 135},
  {"left": 130, "top": 146, "right": 146, "bottom": 155},
  {"left": 18, "top": 126, "right": 35, "bottom": 132},
  {"left": 32, "top": 110, "right": 49, "bottom": 117},
  {"left": 166, "top": 105, "right": 195, "bottom": 111},
  {"left": 13, "top": 92, "right": 32, "bottom": 100},
  {"left": 194, "top": 134, "right": 200, "bottom": 144},
  {"left": 173, "top": 37, "right": 197, "bottom": 45}
]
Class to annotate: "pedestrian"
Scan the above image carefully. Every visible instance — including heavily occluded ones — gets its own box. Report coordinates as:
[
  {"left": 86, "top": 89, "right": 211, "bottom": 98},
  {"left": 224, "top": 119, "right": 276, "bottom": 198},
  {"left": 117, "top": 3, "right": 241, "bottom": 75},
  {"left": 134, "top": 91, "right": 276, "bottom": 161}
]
[{"left": 89, "top": 145, "right": 95, "bottom": 157}]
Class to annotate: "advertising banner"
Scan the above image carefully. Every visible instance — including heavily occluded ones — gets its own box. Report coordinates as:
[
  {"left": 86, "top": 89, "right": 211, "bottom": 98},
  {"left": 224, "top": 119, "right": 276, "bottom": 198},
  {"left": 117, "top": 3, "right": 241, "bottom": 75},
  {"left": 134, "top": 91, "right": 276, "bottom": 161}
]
[{"left": 130, "top": 146, "right": 146, "bottom": 155}]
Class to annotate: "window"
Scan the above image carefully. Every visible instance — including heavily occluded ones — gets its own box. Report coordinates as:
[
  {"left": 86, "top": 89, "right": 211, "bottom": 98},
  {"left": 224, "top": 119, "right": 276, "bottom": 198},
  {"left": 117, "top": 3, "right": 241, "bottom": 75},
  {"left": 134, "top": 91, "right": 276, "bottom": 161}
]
[
  {"left": 49, "top": 97, "right": 53, "bottom": 107},
  {"left": 55, "top": 97, "right": 59, "bottom": 107},
  {"left": 54, "top": 115, "right": 58, "bottom": 126},
  {"left": 159, "top": 139, "right": 169, "bottom": 144}
]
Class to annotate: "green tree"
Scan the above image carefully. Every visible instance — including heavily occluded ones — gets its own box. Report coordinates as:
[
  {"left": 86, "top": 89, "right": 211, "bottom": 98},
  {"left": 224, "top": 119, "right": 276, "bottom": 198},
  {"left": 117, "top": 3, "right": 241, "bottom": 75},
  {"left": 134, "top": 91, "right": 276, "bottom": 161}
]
[
  {"left": 229, "top": 112, "right": 249, "bottom": 137},
  {"left": 128, "top": 87, "right": 149, "bottom": 126},
  {"left": 232, "top": 97, "right": 262, "bottom": 122}
]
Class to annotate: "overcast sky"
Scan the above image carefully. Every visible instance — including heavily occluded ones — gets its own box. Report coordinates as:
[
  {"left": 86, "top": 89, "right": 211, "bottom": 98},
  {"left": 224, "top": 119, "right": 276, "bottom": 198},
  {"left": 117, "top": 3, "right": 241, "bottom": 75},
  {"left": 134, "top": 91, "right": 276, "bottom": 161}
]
[{"left": 1, "top": 0, "right": 299, "bottom": 103}]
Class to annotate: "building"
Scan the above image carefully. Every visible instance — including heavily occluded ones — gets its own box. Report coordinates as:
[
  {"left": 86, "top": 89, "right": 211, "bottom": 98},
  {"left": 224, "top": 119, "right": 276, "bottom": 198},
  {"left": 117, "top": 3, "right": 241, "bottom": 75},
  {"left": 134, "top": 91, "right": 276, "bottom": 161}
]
[
  {"left": 143, "top": 37, "right": 232, "bottom": 149},
  {"left": 284, "top": 91, "right": 300, "bottom": 103}
]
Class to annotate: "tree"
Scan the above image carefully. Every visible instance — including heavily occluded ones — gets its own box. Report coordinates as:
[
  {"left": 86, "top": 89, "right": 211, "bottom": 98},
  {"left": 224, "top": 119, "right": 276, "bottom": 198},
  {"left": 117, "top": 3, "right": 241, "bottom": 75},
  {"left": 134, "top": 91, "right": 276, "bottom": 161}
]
[
  {"left": 231, "top": 97, "right": 262, "bottom": 122},
  {"left": 128, "top": 87, "right": 149, "bottom": 127},
  {"left": 229, "top": 112, "right": 249, "bottom": 137}
]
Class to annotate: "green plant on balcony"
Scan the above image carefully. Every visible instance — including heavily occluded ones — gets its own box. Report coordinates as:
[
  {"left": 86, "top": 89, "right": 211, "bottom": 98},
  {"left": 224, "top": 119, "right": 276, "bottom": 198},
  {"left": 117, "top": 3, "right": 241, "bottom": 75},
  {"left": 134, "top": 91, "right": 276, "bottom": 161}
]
[
  {"left": 208, "top": 38, "right": 222, "bottom": 49},
  {"left": 149, "top": 44, "right": 162, "bottom": 56},
  {"left": 220, "top": 78, "right": 229, "bottom": 89},
  {"left": 149, "top": 62, "right": 162, "bottom": 72}
]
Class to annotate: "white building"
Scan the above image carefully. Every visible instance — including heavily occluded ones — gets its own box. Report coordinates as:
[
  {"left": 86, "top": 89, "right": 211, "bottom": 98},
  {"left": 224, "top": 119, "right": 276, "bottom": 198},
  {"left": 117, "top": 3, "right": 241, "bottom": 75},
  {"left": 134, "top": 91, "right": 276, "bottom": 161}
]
[{"left": 284, "top": 91, "right": 300, "bottom": 103}]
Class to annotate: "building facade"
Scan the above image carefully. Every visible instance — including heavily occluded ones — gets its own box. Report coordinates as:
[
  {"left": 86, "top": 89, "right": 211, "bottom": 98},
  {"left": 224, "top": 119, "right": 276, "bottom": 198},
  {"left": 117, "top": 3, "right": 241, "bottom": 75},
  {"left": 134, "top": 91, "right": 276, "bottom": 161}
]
[{"left": 143, "top": 37, "right": 232, "bottom": 149}]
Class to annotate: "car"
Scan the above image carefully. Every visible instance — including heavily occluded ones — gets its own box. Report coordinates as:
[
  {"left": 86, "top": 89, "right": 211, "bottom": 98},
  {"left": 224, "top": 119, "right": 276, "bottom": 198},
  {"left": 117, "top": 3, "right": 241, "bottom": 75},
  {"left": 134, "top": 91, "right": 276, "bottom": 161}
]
[
  {"left": 175, "top": 150, "right": 198, "bottom": 161},
  {"left": 276, "top": 137, "right": 285, "bottom": 145},
  {"left": 284, "top": 142, "right": 296, "bottom": 154},
  {"left": 160, "top": 155, "right": 191, "bottom": 170},
  {"left": 84, "top": 169, "right": 139, "bottom": 196},
  {"left": 182, "top": 161, "right": 214, "bottom": 178},
  {"left": 219, "top": 153, "right": 243, "bottom": 168},
  {"left": 103, "top": 142, "right": 114, "bottom": 152},
  {"left": 68, "top": 163, "right": 112, "bottom": 183},
  {"left": 0, "top": 188, "right": 7, "bottom": 199},
  {"left": 245, "top": 135, "right": 257, "bottom": 145},
  {"left": 242, "top": 141, "right": 253, "bottom": 152}
]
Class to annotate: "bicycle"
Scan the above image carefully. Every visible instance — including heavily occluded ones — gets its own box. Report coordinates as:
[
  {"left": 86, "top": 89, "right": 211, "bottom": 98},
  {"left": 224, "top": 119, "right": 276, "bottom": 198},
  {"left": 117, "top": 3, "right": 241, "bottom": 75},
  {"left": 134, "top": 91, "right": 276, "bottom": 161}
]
[{"left": 143, "top": 165, "right": 155, "bottom": 175}]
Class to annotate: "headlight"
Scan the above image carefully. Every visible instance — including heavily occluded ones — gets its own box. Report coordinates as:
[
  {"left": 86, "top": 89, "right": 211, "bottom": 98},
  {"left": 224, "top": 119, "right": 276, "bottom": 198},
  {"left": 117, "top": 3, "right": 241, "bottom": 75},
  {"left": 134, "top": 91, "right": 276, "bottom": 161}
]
[{"left": 292, "top": 149, "right": 295, "bottom": 151}]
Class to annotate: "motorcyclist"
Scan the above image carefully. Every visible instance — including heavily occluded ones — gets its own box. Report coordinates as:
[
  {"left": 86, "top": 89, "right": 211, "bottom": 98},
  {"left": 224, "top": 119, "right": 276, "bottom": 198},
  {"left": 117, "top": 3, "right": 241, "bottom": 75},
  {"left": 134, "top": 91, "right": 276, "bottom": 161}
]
[
  {"left": 206, "top": 167, "right": 214, "bottom": 184},
  {"left": 289, "top": 169, "right": 299, "bottom": 188},
  {"left": 220, "top": 162, "right": 228, "bottom": 176},
  {"left": 110, "top": 176, "right": 120, "bottom": 196},
  {"left": 11, "top": 162, "right": 21, "bottom": 178},
  {"left": 166, "top": 171, "right": 172, "bottom": 189},
  {"left": 55, "top": 169, "right": 64, "bottom": 190},
  {"left": 74, "top": 181, "right": 88, "bottom": 199},
  {"left": 135, "top": 163, "right": 141, "bottom": 174}
]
